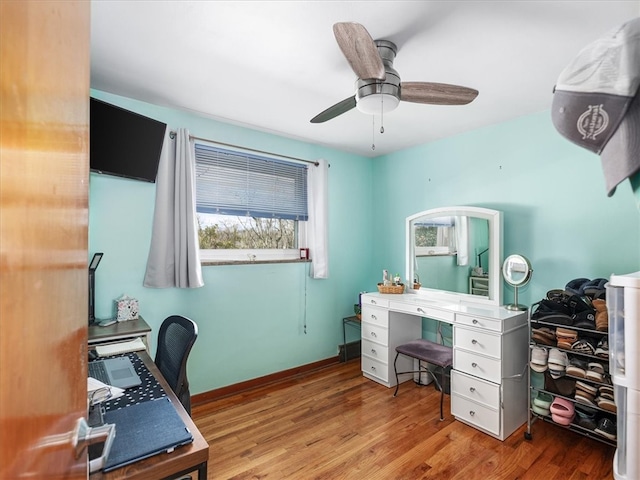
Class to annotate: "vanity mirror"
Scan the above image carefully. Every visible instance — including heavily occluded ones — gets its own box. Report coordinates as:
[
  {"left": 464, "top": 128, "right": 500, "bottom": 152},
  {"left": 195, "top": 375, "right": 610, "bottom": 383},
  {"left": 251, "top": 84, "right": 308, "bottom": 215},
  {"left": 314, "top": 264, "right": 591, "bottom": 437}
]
[{"left": 406, "top": 206, "right": 503, "bottom": 306}]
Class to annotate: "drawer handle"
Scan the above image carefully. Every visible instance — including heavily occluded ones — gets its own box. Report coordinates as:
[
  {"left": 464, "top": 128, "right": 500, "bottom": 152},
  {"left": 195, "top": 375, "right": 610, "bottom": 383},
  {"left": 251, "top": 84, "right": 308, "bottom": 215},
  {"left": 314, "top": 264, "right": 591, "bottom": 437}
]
[
  {"left": 417, "top": 308, "right": 425, "bottom": 313},
  {"left": 371, "top": 300, "right": 377, "bottom": 305},
  {"left": 471, "top": 339, "right": 478, "bottom": 345},
  {"left": 472, "top": 319, "right": 479, "bottom": 325},
  {"left": 370, "top": 332, "right": 377, "bottom": 338},
  {"left": 371, "top": 314, "right": 377, "bottom": 320},
  {"left": 370, "top": 366, "right": 376, "bottom": 372},
  {"left": 469, "top": 387, "right": 476, "bottom": 393},
  {"left": 469, "top": 410, "right": 476, "bottom": 416},
  {"left": 471, "top": 362, "right": 478, "bottom": 368},
  {"left": 370, "top": 349, "right": 377, "bottom": 355}
]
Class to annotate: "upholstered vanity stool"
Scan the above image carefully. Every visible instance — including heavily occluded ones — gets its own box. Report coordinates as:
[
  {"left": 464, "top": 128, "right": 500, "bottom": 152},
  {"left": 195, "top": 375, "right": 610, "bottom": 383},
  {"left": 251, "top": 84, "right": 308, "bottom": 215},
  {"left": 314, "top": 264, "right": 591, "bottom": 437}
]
[{"left": 393, "top": 339, "right": 453, "bottom": 421}]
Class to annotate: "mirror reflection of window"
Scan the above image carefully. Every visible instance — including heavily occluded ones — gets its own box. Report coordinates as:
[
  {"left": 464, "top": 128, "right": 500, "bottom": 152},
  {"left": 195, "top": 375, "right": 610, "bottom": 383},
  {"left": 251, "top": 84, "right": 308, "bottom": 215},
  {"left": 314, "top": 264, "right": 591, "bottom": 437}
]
[{"left": 414, "top": 216, "right": 457, "bottom": 256}]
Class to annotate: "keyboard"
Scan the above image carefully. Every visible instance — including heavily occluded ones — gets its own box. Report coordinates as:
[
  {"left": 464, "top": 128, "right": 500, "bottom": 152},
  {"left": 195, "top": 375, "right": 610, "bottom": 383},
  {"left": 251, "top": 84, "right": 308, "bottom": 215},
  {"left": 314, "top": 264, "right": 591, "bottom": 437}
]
[{"left": 89, "top": 361, "right": 110, "bottom": 384}]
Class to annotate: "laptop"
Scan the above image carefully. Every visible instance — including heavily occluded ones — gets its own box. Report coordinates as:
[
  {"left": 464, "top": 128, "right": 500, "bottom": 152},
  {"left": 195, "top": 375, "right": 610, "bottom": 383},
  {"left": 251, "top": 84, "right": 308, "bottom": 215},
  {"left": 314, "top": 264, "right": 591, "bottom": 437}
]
[
  {"left": 88, "top": 356, "right": 142, "bottom": 389},
  {"left": 102, "top": 397, "right": 194, "bottom": 472}
]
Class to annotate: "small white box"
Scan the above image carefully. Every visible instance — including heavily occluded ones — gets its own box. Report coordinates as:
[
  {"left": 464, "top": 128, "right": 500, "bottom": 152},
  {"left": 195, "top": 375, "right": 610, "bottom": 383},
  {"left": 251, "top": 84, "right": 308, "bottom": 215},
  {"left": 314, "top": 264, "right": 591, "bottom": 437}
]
[{"left": 114, "top": 295, "right": 139, "bottom": 321}]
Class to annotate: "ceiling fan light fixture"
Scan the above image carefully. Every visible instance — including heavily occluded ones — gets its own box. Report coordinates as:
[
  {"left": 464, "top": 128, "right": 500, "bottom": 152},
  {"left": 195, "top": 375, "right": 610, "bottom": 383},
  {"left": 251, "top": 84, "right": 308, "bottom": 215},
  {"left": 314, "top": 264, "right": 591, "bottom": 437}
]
[{"left": 356, "top": 93, "right": 400, "bottom": 115}]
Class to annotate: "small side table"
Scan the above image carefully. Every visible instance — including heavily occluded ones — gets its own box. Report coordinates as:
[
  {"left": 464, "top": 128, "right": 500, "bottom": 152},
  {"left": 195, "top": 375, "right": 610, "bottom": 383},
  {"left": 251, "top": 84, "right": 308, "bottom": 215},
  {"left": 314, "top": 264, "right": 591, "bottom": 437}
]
[{"left": 342, "top": 315, "right": 362, "bottom": 362}]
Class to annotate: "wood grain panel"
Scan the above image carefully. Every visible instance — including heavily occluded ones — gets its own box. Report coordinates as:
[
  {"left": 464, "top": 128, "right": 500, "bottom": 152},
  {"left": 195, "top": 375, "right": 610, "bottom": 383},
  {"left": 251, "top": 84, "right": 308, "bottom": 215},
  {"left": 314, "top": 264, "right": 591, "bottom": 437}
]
[{"left": 0, "top": 1, "right": 90, "bottom": 478}]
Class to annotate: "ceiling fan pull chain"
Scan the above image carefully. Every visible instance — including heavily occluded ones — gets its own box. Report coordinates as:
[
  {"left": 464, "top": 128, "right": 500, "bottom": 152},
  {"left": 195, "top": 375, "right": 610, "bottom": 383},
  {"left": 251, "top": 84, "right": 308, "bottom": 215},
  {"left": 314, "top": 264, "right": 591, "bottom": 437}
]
[
  {"left": 380, "top": 95, "right": 385, "bottom": 134},
  {"left": 371, "top": 116, "right": 376, "bottom": 151}
]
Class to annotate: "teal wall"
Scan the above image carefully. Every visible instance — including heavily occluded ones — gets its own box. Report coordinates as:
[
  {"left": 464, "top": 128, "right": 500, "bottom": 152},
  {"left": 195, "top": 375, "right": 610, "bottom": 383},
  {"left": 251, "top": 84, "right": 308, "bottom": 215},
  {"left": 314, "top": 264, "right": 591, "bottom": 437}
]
[
  {"left": 90, "top": 90, "right": 640, "bottom": 396},
  {"left": 370, "top": 111, "right": 640, "bottom": 309},
  {"left": 89, "top": 90, "right": 374, "bottom": 395}
]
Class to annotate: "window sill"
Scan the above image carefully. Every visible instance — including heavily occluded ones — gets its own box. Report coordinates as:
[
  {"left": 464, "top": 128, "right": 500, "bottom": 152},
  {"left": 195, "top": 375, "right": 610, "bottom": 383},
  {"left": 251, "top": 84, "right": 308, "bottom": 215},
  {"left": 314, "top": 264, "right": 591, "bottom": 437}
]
[{"left": 201, "top": 258, "right": 311, "bottom": 267}]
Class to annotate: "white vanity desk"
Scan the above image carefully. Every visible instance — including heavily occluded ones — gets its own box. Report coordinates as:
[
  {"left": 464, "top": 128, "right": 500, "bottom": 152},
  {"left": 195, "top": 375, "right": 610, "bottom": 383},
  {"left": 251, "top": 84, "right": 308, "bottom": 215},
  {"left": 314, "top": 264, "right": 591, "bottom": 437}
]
[{"left": 360, "top": 291, "right": 529, "bottom": 441}]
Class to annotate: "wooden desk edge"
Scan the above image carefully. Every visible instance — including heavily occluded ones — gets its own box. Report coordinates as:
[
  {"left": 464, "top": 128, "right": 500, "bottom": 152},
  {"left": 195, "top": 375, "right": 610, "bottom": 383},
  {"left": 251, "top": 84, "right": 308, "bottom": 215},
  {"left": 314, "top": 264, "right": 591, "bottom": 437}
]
[{"left": 89, "top": 351, "right": 209, "bottom": 480}]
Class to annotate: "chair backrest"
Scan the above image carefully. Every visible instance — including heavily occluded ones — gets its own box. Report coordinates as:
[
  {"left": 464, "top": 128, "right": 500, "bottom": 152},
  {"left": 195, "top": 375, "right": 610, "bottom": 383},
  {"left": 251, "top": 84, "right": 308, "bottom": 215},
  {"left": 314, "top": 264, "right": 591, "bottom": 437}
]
[{"left": 154, "top": 315, "right": 198, "bottom": 415}]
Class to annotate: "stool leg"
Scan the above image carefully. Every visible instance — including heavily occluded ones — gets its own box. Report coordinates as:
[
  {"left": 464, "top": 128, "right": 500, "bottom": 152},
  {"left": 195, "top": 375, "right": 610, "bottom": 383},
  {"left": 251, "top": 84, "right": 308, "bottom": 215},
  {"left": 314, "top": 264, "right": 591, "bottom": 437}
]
[{"left": 393, "top": 352, "right": 401, "bottom": 397}]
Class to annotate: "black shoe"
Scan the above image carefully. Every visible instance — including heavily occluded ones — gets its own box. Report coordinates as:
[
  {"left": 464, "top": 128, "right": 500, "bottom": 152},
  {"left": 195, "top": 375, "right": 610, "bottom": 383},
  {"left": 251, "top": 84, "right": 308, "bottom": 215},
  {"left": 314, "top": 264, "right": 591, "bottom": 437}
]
[{"left": 594, "top": 417, "right": 616, "bottom": 441}]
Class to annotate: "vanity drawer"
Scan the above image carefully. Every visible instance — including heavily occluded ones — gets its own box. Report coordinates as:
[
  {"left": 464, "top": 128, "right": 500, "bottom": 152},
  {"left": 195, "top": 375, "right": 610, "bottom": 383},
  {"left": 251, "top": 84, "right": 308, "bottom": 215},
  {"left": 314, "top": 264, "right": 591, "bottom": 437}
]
[
  {"left": 455, "top": 313, "right": 502, "bottom": 333},
  {"left": 361, "top": 339, "right": 388, "bottom": 363},
  {"left": 361, "top": 305, "right": 389, "bottom": 327},
  {"left": 361, "top": 295, "right": 389, "bottom": 309},
  {"left": 361, "top": 356, "right": 389, "bottom": 383},
  {"left": 454, "top": 326, "right": 501, "bottom": 360},
  {"left": 454, "top": 349, "right": 501, "bottom": 384},
  {"left": 389, "top": 301, "right": 454, "bottom": 323},
  {"left": 362, "top": 323, "right": 389, "bottom": 346},
  {"left": 451, "top": 369, "right": 499, "bottom": 408},
  {"left": 451, "top": 393, "right": 500, "bottom": 437}
]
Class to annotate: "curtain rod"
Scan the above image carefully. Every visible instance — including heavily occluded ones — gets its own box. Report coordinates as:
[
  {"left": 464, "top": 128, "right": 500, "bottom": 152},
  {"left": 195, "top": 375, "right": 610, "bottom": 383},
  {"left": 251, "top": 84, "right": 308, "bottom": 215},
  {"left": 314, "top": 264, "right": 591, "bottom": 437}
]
[{"left": 169, "top": 131, "right": 319, "bottom": 166}]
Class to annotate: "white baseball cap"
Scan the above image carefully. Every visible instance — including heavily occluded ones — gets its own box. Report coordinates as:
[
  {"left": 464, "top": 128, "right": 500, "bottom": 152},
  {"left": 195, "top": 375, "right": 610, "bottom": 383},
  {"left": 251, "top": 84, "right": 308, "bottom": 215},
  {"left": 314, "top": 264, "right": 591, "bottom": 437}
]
[{"left": 551, "top": 17, "right": 640, "bottom": 196}]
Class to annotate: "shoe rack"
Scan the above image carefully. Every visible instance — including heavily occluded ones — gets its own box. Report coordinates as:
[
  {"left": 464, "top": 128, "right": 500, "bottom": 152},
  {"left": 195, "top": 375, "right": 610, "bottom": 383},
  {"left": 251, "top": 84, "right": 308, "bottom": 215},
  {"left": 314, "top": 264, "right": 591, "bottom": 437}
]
[{"left": 525, "top": 300, "right": 617, "bottom": 447}]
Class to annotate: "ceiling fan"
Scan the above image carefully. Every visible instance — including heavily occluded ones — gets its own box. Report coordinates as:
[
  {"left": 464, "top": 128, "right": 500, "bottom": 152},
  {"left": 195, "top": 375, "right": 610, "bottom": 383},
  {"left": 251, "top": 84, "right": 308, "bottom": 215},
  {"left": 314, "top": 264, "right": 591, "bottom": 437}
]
[{"left": 310, "top": 22, "right": 479, "bottom": 123}]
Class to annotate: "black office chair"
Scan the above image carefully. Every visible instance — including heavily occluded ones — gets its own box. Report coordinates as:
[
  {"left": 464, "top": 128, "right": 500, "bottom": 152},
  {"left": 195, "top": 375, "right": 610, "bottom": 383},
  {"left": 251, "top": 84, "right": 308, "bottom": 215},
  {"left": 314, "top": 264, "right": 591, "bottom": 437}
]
[{"left": 155, "top": 315, "right": 198, "bottom": 415}]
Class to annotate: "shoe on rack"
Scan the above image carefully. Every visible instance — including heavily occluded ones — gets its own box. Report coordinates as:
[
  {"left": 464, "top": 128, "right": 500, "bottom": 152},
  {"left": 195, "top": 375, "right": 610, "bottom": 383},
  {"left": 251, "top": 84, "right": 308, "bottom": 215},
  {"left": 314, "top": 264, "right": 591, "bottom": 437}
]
[
  {"left": 571, "top": 338, "right": 596, "bottom": 355},
  {"left": 530, "top": 346, "right": 549, "bottom": 372},
  {"left": 572, "top": 310, "right": 597, "bottom": 330},
  {"left": 596, "top": 396, "right": 617, "bottom": 413},
  {"left": 566, "top": 358, "right": 588, "bottom": 378},
  {"left": 595, "top": 338, "right": 609, "bottom": 359},
  {"left": 585, "top": 362, "right": 605, "bottom": 383},
  {"left": 599, "top": 385, "right": 615, "bottom": 400},
  {"left": 532, "top": 391, "right": 553, "bottom": 416},
  {"left": 548, "top": 348, "right": 569, "bottom": 374},
  {"left": 594, "top": 416, "right": 617, "bottom": 441},
  {"left": 532, "top": 327, "right": 557, "bottom": 346},
  {"left": 576, "top": 380, "right": 598, "bottom": 396},
  {"left": 592, "top": 299, "right": 609, "bottom": 332},
  {"left": 550, "top": 397, "right": 575, "bottom": 425},
  {"left": 574, "top": 404, "right": 598, "bottom": 430}
]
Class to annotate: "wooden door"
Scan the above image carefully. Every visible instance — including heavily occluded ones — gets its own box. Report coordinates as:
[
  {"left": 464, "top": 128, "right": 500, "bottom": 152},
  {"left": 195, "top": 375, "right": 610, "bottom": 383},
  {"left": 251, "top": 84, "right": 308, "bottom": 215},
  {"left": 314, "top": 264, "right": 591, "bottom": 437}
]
[{"left": 0, "top": 1, "right": 90, "bottom": 478}]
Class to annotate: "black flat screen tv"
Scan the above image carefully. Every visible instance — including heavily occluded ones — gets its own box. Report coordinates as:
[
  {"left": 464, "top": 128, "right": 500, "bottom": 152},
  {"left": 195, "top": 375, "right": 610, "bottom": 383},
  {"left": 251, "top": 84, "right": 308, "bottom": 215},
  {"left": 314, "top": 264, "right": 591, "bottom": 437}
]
[{"left": 90, "top": 97, "right": 167, "bottom": 183}]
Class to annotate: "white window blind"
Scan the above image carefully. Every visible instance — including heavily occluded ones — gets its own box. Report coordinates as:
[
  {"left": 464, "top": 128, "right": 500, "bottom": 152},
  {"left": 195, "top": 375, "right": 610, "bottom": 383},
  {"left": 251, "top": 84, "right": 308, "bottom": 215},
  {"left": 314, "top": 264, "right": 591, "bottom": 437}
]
[{"left": 194, "top": 143, "right": 308, "bottom": 221}]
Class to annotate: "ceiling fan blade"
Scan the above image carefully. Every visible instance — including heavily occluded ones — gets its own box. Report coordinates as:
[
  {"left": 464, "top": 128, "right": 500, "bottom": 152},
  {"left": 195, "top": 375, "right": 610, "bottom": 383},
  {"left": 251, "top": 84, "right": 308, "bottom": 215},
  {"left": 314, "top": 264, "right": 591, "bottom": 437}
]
[
  {"left": 333, "top": 22, "right": 385, "bottom": 80},
  {"left": 310, "top": 96, "right": 357, "bottom": 123},
  {"left": 400, "top": 82, "right": 479, "bottom": 105}
]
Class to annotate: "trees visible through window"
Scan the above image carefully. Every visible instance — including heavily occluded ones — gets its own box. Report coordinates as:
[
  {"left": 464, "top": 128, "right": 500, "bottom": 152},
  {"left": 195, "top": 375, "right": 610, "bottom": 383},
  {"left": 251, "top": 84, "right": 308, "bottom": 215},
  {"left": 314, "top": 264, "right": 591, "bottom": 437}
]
[{"left": 194, "top": 143, "right": 307, "bottom": 260}]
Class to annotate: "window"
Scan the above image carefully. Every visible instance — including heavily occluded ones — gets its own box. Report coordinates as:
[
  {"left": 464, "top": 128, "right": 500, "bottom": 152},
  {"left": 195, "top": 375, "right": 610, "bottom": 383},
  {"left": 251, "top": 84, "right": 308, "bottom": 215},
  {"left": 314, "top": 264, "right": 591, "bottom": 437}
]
[
  {"left": 414, "top": 217, "right": 457, "bottom": 256},
  {"left": 194, "top": 143, "right": 308, "bottom": 262}
]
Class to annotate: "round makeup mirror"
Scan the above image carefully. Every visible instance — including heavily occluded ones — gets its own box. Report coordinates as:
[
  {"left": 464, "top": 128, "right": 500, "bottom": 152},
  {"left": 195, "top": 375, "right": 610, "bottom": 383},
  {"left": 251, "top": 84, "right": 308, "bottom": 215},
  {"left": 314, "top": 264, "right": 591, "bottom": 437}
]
[{"left": 502, "top": 254, "right": 532, "bottom": 311}]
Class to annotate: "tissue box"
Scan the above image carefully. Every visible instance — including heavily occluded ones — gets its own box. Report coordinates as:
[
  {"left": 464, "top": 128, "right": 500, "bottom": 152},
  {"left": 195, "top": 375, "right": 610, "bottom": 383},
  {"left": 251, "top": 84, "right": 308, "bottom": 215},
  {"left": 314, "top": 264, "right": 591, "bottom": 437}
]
[{"left": 115, "top": 295, "right": 139, "bottom": 321}]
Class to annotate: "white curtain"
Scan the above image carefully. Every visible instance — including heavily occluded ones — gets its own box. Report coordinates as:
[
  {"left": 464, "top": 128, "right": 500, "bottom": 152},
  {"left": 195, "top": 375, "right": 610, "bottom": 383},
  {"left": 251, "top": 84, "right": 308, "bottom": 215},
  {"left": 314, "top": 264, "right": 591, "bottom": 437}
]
[
  {"left": 307, "top": 159, "right": 329, "bottom": 279},
  {"left": 454, "top": 216, "right": 470, "bottom": 266},
  {"left": 143, "top": 128, "right": 204, "bottom": 288}
]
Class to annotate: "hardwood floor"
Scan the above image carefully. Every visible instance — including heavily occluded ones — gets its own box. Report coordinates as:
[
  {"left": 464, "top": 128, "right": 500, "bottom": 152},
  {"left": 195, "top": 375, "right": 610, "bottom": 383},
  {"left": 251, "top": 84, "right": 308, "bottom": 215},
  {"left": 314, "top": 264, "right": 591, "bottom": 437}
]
[{"left": 191, "top": 360, "right": 615, "bottom": 480}]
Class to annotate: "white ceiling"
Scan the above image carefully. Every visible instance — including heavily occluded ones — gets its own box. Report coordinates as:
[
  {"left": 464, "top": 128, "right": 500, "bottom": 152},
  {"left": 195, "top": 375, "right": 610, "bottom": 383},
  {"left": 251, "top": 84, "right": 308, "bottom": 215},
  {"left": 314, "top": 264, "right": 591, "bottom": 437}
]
[{"left": 90, "top": 1, "right": 639, "bottom": 158}]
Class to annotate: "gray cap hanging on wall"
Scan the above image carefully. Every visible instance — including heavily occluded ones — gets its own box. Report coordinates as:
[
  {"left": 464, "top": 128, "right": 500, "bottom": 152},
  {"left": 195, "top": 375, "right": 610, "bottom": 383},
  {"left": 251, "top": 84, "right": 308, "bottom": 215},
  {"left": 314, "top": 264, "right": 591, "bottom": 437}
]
[{"left": 551, "top": 17, "right": 640, "bottom": 197}]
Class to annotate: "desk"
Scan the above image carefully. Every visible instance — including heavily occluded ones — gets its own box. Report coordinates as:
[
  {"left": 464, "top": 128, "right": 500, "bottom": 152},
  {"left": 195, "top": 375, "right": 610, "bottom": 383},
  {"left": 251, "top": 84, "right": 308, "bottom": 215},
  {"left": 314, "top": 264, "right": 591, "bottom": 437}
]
[
  {"left": 360, "top": 292, "right": 528, "bottom": 441},
  {"left": 89, "top": 317, "right": 152, "bottom": 351},
  {"left": 90, "top": 351, "right": 209, "bottom": 480}
]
